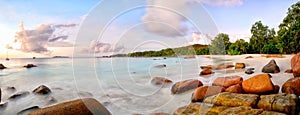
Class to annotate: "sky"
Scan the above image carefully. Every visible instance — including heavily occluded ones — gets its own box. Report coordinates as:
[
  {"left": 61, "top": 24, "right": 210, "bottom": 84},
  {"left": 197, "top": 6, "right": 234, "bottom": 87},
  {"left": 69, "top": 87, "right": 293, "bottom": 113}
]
[{"left": 0, "top": 0, "right": 298, "bottom": 58}]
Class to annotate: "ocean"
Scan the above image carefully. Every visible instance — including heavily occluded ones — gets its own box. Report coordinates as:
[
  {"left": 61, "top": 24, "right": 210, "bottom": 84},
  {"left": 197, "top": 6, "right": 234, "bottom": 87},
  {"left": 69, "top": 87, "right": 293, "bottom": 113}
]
[{"left": 0, "top": 55, "right": 293, "bottom": 114}]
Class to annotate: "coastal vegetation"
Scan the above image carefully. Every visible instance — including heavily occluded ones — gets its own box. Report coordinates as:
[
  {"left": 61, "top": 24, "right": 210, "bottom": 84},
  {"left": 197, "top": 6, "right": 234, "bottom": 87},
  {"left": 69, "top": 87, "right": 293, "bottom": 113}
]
[{"left": 111, "top": 1, "right": 300, "bottom": 57}]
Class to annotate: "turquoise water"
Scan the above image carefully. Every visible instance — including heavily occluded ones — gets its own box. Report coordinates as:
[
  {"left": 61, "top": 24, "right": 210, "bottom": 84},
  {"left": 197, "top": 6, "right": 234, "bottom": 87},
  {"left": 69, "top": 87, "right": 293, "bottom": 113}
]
[{"left": 0, "top": 56, "right": 243, "bottom": 114}]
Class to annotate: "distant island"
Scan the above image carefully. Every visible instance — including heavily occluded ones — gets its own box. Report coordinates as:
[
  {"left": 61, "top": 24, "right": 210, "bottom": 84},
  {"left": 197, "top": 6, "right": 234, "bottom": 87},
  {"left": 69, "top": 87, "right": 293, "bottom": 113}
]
[{"left": 52, "top": 56, "right": 70, "bottom": 58}]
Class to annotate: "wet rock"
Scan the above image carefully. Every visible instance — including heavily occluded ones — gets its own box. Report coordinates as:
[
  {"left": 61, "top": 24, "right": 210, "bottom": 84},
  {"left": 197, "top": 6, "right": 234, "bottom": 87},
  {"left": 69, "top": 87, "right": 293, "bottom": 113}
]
[
  {"left": 203, "top": 92, "right": 259, "bottom": 107},
  {"left": 151, "top": 77, "right": 172, "bottom": 85},
  {"left": 27, "top": 98, "right": 111, "bottom": 115},
  {"left": 284, "top": 69, "right": 293, "bottom": 73},
  {"left": 245, "top": 68, "right": 255, "bottom": 74},
  {"left": 282, "top": 77, "right": 300, "bottom": 96},
  {"left": 44, "top": 96, "right": 57, "bottom": 105},
  {"left": 225, "top": 84, "right": 242, "bottom": 93},
  {"left": 219, "top": 106, "right": 263, "bottom": 115},
  {"left": 154, "top": 64, "right": 166, "bottom": 68},
  {"left": 0, "top": 102, "right": 8, "bottom": 109},
  {"left": 171, "top": 79, "right": 203, "bottom": 94},
  {"left": 17, "top": 106, "right": 40, "bottom": 115},
  {"left": 24, "top": 64, "right": 37, "bottom": 68},
  {"left": 173, "top": 102, "right": 229, "bottom": 115},
  {"left": 273, "top": 85, "right": 280, "bottom": 94},
  {"left": 199, "top": 69, "right": 214, "bottom": 76},
  {"left": 33, "top": 85, "right": 51, "bottom": 95},
  {"left": 8, "top": 91, "right": 30, "bottom": 100},
  {"left": 262, "top": 59, "right": 280, "bottom": 73},
  {"left": 245, "top": 56, "right": 254, "bottom": 59},
  {"left": 242, "top": 74, "right": 275, "bottom": 94},
  {"left": 200, "top": 65, "right": 217, "bottom": 70},
  {"left": 191, "top": 86, "right": 225, "bottom": 102},
  {"left": 257, "top": 94, "right": 298, "bottom": 115},
  {"left": 0, "top": 64, "right": 6, "bottom": 69},
  {"left": 235, "top": 63, "right": 246, "bottom": 69},
  {"left": 6, "top": 86, "right": 16, "bottom": 92},
  {"left": 291, "top": 53, "right": 300, "bottom": 77},
  {"left": 212, "top": 75, "right": 243, "bottom": 88},
  {"left": 216, "top": 63, "right": 234, "bottom": 70}
]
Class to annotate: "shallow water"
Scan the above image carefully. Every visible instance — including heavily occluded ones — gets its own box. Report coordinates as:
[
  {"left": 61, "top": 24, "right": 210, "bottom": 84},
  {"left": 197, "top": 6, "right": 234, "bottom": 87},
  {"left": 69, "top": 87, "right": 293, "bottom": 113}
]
[{"left": 0, "top": 55, "right": 294, "bottom": 114}]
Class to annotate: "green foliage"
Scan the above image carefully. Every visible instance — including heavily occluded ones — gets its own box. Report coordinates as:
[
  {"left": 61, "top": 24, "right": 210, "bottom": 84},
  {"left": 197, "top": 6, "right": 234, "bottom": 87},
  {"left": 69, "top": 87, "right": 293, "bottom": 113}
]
[
  {"left": 249, "top": 21, "right": 276, "bottom": 54},
  {"left": 210, "top": 33, "right": 229, "bottom": 55},
  {"left": 278, "top": 1, "right": 300, "bottom": 53},
  {"left": 195, "top": 47, "right": 210, "bottom": 55}
]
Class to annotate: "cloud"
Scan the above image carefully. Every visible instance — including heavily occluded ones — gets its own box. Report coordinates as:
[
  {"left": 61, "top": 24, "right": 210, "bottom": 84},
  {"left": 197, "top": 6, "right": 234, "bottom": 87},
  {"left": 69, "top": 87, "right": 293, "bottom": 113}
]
[
  {"left": 7, "top": 22, "right": 75, "bottom": 54},
  {"left": 54, "top": 24, "right": 77, "bottom": 28},
  {"left": 89, "top": 40, "right": 124, "bottom": 53},
  {"left": 142, "top": 0, "right": 243, "bottom": 37},
  {"left": 48, "top": 35, "right": 68, "bottom": 42},
  {"left": 142, "top": 0, "right": 190, "bottom": 37},
  {"left": 190, "top": 32, "right": 213, "bottom": 45}
]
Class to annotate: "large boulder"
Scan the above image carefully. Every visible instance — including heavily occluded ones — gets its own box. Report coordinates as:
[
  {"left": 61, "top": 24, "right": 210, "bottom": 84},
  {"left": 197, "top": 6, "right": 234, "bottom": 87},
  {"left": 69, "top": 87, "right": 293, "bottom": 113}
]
[
  {"left": 24, "top": 64, "right": 37, "bottom": 68},
  {"left": 33, "top": 85, "right": 51, "bottom": 95},
  {"left": 262, "top": 59, "right": 280, "bottom": 73},
  {"left": 173, "top": 102, "right": 229, "bottom": 115},
  {"left": 212, "top": 76, "right": 243, "bottom": 88},
  {"left": 171, "top": 79, "right": 203, "bottom": 94},
  {"left": 216, "top": 63, "right": 234, "bottom": 70},
  {"left": 199, "top": 69, "right": 214, "bottom": 76},
  {"left": 0, "top": 64, "right": 6, "bottom": 69},
  {"left": 291, "top": 53, "right": 300, "bottom": 77},
  {"left": 200, "top": 65, "right": 217, "bottom": 70},
  {"left": 257, "top": 94, "right": 298, "bottom": 115},
  {"left": 235, "top": 63, "right": 246, "bottom": 69},
  {"left": 282, "top": 77, "right": 300, "bottom": 96},
  {"left": 151, "top": 77, "right": 172, "bottom": 85},
  {"left": 225, "top": 84, "right": 242, "bottom": 93},
  {"left": 242, "top": 74, "right": 276, "bottom": 94},
  {"left": 191, "top": 86, "right": 225, "bottom": 102},
  {"left": 27, "top": 98, "right": 111, "bottom": 115},
  {"left": 203, "top": 92, "right": 259, "bottom": 107}
]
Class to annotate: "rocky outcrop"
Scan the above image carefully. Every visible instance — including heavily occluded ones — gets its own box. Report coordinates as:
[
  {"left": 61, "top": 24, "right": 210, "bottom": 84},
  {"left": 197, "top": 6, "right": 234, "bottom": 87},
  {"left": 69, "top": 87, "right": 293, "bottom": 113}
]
[
  {"left": 245, "top": 68, "right": 255, "bottom": 74},
  {"left": 191, "top": 86, "right": 225, "bottom": 102},
  {"left": 0, "top": 64, "right": 6, "bottom": 69},
  {"left": 262, "top": 59, "right": 280, "bottom": 73},
  {"left": 242, "top": 74, "right": 276, "bottom": 94},
  {"left": 24, "top": 64, "right": 37, "bottom": 68},
  {"left": 257, "top": 94, "right": 298, "bottom": 115},
  {"left": 219, "top": 106, "right": 263, "bottom": 115},
  {"left": 291, "top": 53, "right": 300, "bottom": 77},
  {"left": 225, "top": 84, "right": 242, "bottom": 93},
  {"left": 199, "top": 69, "right": 214, "bottom": 76},
  {"left": 173, "top": 102, "right": 229, "bottom": 115},
  {"left": 33, "top": 85, "right": 51, "bottom": 95},
  {"left": 235, "top": 63, "right": 246, "bottom": 69},
  {"left": 203, "top": 92, "right": 259, "bottom": 107},
  {"left": 27, "top": 98, "right": 111, "bottom": 115},
  {"left": 151, "top": 77, "right": 172, "bottom": 85},
  {"left": 282, "top": 77, "right": 300, "bottom": 96},
  {"left": 171, "top": 79, "right": 203, "bottom": 94},
  {"left": 212, "top": 76, "right": 243, "bottom": 88},
  {"left": 8, "top": 91, "right": 30, "bottom": 100}
]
